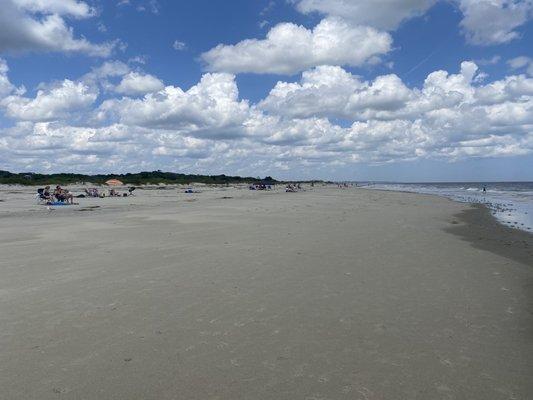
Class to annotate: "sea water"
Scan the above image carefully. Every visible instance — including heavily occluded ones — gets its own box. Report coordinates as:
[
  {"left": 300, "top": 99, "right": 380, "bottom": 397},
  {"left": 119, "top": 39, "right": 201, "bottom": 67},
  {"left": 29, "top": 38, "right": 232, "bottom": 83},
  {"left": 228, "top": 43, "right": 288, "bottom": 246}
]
[{"left": 362, "top": 182, "right": 533, "bottom": 233}]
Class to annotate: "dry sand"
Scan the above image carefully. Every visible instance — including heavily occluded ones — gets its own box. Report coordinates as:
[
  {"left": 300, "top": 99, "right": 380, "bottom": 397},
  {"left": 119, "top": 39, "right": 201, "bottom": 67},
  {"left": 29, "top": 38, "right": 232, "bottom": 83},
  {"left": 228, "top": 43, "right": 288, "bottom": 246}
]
[{"left": 0, "top": 185, "right": 531, "bottom": 400}]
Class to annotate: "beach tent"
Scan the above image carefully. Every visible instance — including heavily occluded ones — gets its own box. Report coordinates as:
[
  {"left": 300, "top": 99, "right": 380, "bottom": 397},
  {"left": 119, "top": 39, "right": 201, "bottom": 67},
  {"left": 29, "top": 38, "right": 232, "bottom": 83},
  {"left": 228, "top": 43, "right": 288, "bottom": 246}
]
[{"left": 105, "top": 179, "right": 124, "bottom": 186}]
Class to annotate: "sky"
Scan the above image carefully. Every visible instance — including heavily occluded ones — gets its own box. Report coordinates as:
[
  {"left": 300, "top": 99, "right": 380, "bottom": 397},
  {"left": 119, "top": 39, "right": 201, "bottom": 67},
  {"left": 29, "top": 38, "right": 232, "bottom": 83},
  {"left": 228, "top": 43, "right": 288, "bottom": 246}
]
[{"left": 0, "top": 0, "right": 532, "bottom": 181}]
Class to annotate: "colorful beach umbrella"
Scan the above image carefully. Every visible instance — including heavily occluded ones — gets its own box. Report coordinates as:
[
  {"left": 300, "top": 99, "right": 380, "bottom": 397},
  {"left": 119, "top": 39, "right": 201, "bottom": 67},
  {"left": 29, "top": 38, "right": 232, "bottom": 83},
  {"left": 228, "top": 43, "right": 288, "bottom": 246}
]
[{"left": 105, "top": 179, "right": 124, "bottom": 186}]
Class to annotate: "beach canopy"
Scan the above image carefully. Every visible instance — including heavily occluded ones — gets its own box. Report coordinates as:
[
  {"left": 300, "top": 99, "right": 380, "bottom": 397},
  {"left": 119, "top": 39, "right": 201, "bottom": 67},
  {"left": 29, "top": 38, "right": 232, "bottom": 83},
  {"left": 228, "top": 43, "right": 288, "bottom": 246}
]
[{"left": 105, "top": 179, "right": 124, "bottom": 186}]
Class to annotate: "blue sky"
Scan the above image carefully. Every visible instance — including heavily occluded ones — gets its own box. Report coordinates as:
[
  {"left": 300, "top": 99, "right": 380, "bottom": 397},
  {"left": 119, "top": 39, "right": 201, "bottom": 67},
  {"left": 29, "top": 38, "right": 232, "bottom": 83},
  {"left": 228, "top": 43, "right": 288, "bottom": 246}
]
[{"left": 0, "top": 0, "right": 532, "bottom": 181}]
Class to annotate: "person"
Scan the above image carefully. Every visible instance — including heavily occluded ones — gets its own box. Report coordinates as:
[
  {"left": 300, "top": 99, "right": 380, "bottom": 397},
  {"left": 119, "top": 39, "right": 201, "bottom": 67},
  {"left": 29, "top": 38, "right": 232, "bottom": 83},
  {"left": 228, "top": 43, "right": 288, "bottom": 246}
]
[
  {"left": 43, "top": 186, "right": 52, "bottom": 201},
  {"left": 37, "top": 186, "right": 53, "bottom": 202},
  {"left": 483, "top": 185, "right": 487, "bottom": 193},
  {"left": 85, "top": 188, "right": 100, "bottom": 198},
  {"left": 54, "top": 186, "right": 75, "bottom": 204}
]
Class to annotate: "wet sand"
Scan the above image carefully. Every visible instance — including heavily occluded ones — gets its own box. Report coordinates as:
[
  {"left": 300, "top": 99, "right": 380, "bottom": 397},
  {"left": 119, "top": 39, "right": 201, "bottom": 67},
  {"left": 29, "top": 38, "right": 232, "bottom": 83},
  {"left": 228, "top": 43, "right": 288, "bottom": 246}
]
[{"left": 0, "top": 185, "right": 531, "bottom": 399}]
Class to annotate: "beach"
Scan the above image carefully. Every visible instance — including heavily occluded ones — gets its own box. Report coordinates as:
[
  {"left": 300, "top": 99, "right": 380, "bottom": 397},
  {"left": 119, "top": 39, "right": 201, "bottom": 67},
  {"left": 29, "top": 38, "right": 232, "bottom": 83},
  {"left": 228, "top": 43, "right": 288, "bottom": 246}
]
[{"left": 0, "top": 185, "right": 532, "bottom": 400}]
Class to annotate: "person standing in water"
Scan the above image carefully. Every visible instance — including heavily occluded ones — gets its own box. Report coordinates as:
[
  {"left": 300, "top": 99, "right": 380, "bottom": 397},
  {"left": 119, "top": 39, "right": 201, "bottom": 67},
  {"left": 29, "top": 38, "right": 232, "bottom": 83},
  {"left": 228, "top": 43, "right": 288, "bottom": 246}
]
[{"left": 483, "top": 185, "right": 487, "bottom": 193}]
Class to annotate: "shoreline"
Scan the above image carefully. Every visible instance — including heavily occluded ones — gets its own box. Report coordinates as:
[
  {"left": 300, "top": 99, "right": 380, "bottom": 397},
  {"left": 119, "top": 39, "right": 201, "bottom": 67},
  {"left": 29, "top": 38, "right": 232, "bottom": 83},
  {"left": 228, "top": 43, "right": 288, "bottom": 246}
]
[
  {"left": 362, "top": 186, "right": 532, "bottom": 267},
  {"left": 362, "top": 185, "right": 533, "bottom": 236},
  {"left": 447, "top": 203, "right": 533, "bottom": 267}
]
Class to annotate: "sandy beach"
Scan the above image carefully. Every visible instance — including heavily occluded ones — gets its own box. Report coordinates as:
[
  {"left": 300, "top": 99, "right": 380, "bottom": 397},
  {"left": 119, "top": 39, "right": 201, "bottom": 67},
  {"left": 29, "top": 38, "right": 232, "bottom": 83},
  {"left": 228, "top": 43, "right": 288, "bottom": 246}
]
[{"left": 0, "top": 185, "right": 531, "bottom": 400}]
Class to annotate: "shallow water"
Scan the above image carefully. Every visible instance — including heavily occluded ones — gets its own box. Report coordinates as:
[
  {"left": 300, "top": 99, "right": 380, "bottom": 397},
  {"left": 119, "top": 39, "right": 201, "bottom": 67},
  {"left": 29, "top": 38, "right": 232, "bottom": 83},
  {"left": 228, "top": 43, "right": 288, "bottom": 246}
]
[{"left": 364, "top": 182, "right": 533, "bottom": 233}]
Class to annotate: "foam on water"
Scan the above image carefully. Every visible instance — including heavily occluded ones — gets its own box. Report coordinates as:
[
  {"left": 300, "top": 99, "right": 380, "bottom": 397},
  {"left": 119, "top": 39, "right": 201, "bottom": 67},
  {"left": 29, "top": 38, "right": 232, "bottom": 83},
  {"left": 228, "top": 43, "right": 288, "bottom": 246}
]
[{"left": 363, "top": 182, "right": 533, "bottom": 233}]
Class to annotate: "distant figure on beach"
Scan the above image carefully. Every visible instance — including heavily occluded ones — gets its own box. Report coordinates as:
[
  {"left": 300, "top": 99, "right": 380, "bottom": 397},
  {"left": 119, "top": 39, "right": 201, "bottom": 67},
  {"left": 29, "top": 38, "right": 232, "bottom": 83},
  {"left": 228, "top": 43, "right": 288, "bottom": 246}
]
[
  {"left": 483, "top": 185, "right": 487, "bottom": 193},
  {"left": 43, "top": 186, "right": 52, "bottom": 201}
]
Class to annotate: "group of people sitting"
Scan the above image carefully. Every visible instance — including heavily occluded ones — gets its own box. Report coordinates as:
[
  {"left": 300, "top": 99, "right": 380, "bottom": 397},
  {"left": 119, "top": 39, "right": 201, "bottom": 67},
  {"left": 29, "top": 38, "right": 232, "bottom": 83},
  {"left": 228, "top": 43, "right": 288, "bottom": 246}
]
[
  {"left": 286, "top": 183, "right": 302, "bottom": 193},
  {"left": 38, "top": 185, "right": 137, "bottom": 204},
  {"left": 249, "top": 184, "right": 272, "bottom": 191},
  {"left": 38, "top": 186, "right": 75, "bottom": 204},
  {"left": 84, "top": 188, "right": 103, "bottom": 198},
  {"left": 84, "top": 187, "right": 131, "bottom": 197}
]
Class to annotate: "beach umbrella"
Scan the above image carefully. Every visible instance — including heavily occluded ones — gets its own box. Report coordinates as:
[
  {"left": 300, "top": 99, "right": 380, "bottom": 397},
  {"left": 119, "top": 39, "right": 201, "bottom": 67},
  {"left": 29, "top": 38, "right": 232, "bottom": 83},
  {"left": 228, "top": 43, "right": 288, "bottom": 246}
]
[{"left": 105, "top": 179, "right": 124, "bottom": 186}]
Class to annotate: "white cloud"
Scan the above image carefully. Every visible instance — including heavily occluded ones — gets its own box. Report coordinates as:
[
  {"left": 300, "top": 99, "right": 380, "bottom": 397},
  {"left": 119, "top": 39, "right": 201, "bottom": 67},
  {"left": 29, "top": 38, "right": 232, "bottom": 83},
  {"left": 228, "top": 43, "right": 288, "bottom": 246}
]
[
  {"left": 128, "top": 55, "right": 148, "bottom": 64},
  {"left": 201, "top": 0, "right": 532, "bottom": 78},
  {"left": 294, "top": 0, "right": 533, "bottom": 46},
  {"left": 259, "top": 65, "right": 362, "bottom": 118},
  {"left": 133, "top": 0, "right": 160, "bottom": 14},
  {"left": 508, "top": 56, "right": 533, "bottom": 76},
  {"left": 0, "top": 59, "right": 17, "bottom": 99},
  {"left": 1, "top": 79, "right": 98, "bottom": 121},
  {"left": 99, "top": 73, "right": 251, "bottom": 138},
  {"left": 173, "top": 40, "right": 187, "bottom": 51},
  {"left": 259, "top": 65, "right": 422, "bottom": 120},
  {"left": 293, "top": 0, "right": 436, "bottom": 30},
  {"left": 11, "top": 0, "right": 94, "bottom": 17},
  {"left": 114, "top": 72, "right": 165, "bottom": 95},
  {"left": 508, "top": 56, "right": 531, "bottom": 69},
  {"left": 0, "top": 0, "right": 116, "bottom": 56},
  {"left": 83, "top": 61, "right": 131, "bottom": 82},
  {"left": 476, "top": 55, "right": 501, "bottom": 65},
  {"left": 475, "top": 74, "right": 533, "bottom": 104},
  {"left": 458, "top": 0, "right": 533, "bottom": 45},
  {"left": 257, "top": 61, "right": 533, "bottom": 160},
  {"left": 0, "top": 59, "right": 532, "bottom": 175},
  {"left": 201, "top": 17, "right": 392, "bottom": 75},
  {"left": 78, "top": 61, "right": 131, "bottom": 94}
]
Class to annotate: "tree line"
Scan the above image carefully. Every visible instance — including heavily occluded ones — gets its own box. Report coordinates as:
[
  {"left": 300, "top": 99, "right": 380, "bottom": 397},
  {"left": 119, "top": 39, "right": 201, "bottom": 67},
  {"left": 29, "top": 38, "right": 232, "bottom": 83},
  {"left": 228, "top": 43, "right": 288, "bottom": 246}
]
[{"left": 0, "top": 170, "right": 278, "bottom": 186}]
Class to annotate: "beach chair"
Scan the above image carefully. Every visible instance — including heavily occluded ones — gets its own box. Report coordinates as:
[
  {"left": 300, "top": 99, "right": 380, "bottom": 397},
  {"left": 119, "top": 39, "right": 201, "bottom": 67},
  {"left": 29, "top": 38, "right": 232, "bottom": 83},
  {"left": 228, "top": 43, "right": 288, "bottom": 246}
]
[
  {"left": 128, "top": 187, "right": 136, "bottom": 196},
  {"left": 36, "top": 188, "right": 48, "bottom": 204}
]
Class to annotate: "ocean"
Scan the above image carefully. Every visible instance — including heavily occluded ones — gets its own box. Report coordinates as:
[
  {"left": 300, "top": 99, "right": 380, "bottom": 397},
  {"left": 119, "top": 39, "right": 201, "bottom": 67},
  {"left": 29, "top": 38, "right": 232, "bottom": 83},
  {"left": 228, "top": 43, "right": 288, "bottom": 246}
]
[{"left": 362, "top": 182, "right": 533, "bottom": 233}]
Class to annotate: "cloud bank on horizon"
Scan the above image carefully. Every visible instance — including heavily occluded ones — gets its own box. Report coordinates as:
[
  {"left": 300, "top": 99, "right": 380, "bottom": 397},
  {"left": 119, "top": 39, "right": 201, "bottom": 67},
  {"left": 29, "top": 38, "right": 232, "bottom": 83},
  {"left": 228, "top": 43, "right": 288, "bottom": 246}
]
[{"left": 0, "top": 0, "right": 532, "bottom": 180}]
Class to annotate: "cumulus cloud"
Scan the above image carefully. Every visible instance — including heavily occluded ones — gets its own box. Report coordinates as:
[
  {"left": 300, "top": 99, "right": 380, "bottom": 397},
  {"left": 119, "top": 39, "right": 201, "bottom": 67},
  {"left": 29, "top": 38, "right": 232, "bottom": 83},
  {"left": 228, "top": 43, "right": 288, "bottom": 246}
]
[
  {"left": 293, "top": 0, "right": 532, "bottom": 45},
  {"left": 0, "top": 59, "right": 532, "bottom": 175},
  {"left": 201, "top": 0, "right": 531, "bottom": 77},
  {"left": 11, "top": 0, "right": 94, "bottom": 17},
  {"left": 259, "top": 66, "right": 361, "bottom": 118},
  {"left": 0, "top": 59, "right": 17, "bottom": 98},
  {"left": 458, "top": 0, "right": 533, "bottom": 45},
  {"left": 0, "top": 0, "right": 116, "bottom": 56},
  {"left": 258, "top": 61, "right": 533, "bottom": 161},
  {"left": 98, "top": 73, "right": 252, "bottom": 138},
  {"left": 293, "top": 0, "right": 436, "bottom": 30},
  {"left": 260, "top": 63, "right": 476, "bottom": 121},
  {"left": 201, "top": 17, "right": 392, "bottom": 75},
  {"left": 114, "top": 72, "right": 165, "bottom": 95},
  {"left": 1, "top": 79, "right": 98, "bottom": 121}
]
